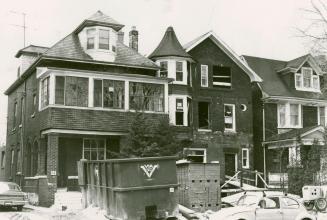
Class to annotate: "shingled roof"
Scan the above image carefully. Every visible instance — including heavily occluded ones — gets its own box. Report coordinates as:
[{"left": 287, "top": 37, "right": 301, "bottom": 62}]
[
  {"left": 149, "top": 26, "right": 191, "bottom": 59},
  {"left": 15, "top": 45, "right": 49, "bottom": 58},
  {"left": 243, "top": 55, "right": 327, "bottom": 100}
]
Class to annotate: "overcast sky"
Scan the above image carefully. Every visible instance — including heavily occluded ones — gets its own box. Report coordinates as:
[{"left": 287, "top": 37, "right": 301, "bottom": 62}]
[{"left": 0, "top": 0, "right": 317, "bottom": 144}]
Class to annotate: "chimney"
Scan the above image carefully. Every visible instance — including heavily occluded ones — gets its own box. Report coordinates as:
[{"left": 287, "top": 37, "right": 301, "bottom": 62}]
[
  {"left": 118, "top": 31, "right": 124, "bottom": 44},
  {"left": 129, "top": 26, "right": 138, "bottom": 52}
]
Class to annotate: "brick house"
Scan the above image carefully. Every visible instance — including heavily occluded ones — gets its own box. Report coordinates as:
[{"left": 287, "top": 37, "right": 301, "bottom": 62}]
[
  {"left": 149, "top": 28, "right": 262, "bottom": 180},
  {"left": 243, "top": 54, "right": 327, "bottom": 186},
  {"left": 4, "top": 11, "right": 170, "bottom": 188}
]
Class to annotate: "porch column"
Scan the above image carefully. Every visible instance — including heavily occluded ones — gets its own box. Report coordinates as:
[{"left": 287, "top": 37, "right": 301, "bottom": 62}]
[{"left": 47, "top": 134, "right": 59, "bottom": 189}]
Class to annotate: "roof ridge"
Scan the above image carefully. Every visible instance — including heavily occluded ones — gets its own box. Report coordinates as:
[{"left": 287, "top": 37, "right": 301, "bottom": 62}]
[{"left": 242, "top": 54, "right": 287, "bottom": 63}]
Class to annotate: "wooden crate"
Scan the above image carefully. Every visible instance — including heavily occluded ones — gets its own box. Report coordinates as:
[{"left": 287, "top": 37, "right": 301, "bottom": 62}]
[{"left": 177, "top": 162, "right": 221, "bottom": 212}]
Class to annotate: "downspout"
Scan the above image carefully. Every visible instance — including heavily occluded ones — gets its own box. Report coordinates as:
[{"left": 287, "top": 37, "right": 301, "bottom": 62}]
[{"left": 262, "top": 102, "right": 266, "bottom": 182}]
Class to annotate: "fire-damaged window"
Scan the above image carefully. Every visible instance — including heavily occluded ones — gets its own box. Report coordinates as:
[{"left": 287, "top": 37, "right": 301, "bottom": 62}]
[
  {"left": 40, "top": 77, "right": 49, "bottom": 108},
  {"left": 159, "top": 61, "right": 168, "bottom": 77},
  {"left": 65, "top": 76, "right": 89, "bottom": 107},
  {"left": 129, "top": 82, "right": 164, "bottom": 112},
  {"left": 198, "top": 102, "right": 209, "bottom": 130},
  {"left": 184, "top": 148, "right": 206, "bottom": 163},
  {"left": 93, "top": 79, "right": 124, "bottom": 109},
  {"left": 83, "top": 139, "right": 106, "bottom": 160},
  {"left": 175, "top": 98, "right": 184, "bottom": 125},
  {"left": 213, "top": 65, "right": 231, "bottom": 88}
]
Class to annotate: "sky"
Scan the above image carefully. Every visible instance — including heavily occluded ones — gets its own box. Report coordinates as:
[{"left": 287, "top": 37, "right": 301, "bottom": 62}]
[{"left": 0, "top": 0, "right": 318, "bottom": 144}]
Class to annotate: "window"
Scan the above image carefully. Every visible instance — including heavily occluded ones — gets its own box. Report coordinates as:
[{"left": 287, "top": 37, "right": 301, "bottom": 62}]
[
  {"left": 259, "top": 197, "right": 280, "bottom": 209},
  {"left": 55, "top": 76, "right": 65, "bottom": 105},
  {"left": 1, "top": 152, "right": 5, "bottom": 168},
  {"left": 295, "top": 67, "right": 320, "bottom": 91},
  {"left": 83, "top": 139, "right": 106, "bottom": 160},
  {"left": 129, "top": 82, "right": 164, "bottom": 112},
  {"left": 87, "top": 28, "right": 96, "bottom": 49},
  {"left": 198, "top": 102, "right": 209, "bottom": 129},
  {"left": 13, "top": 102, "right": 17, "bottom": 129},
  {"left": 224, "top": 104, "right": 235, "bottom": 132},
  {"left": 184, "top": 148, "right": 206, "bottom": 163},
  {"left": 319, "top": 106, "right": 326, "bottom": 126},
  {"left": 290, "top": 104, "right": 300, "bottom": 126},
  {"left": 201, "top": 65, "right": 208, "bottom": 87},
  {"left": 65, "top": 76, "right": 89, "bottom": 107},
  {"left": 213, "top": 65, "right": 231, "bottom": 88},
  {"left": 99, "top": 29, "right": 110, "bottom": 50},
  {"left": 278, "top": 103, "right": 301, "bottom": 128},
  {"left": 94, "top": 79, "right": 125, "bottom": 109},
  {"left": 19, "top": 97, "right": 24, "bottom": 126},
  {"left": 159, "top": 61, "right": 168, "bottom": 77},
  {"left": 242, "top": 148, "right": 249, "bottom": 169},
  {"left": 32, "top": 94, "right": 37, "bottom": 114},
  {"left": 175, "top": 99, "right": 184, "bottom": 126},
  {"left": 17, "top": 149, "right": 20, "bottom": 173},
  {"left": 10, "top": 149, "right": 14, "bottom": 176},
  {"left": 176, "top": 61, "right": 183, "bottom": 81},
  {"left": 40, "top": 77, "right": 49, "bottom": 108},
  {"left": 281, "top": 197, "right": 299, "bottom": 209}
]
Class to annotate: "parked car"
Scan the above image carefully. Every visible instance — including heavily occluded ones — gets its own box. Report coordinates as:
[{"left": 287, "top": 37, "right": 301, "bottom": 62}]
[
  {"left": 0, "top": 182, "right": 27, "bottom": 211},
  {"left": 207, "top": 191, "right": 316, "bottom": 220}
]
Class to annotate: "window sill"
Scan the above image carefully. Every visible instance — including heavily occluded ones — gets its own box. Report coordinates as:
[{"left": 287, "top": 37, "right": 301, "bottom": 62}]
[
  {"left": 198, "top": 129, "right": 212, "bottom": 132},
  {"left": 224, "top": 129, "right": 236, "bottom": 134},
  {"left": 277, "top": 126, "right": 302, "bottom": 129},
  {"left": 295, "top": 87, "right": 321, "bottom": 93},
  {"left": 200, "top": 87, "right": 234, "bottom": 92}
]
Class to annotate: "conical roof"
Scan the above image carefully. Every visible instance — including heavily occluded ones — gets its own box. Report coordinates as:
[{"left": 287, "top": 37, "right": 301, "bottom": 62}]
[{"left": 149, "top": 26, "right": 191, "bottom": 59}]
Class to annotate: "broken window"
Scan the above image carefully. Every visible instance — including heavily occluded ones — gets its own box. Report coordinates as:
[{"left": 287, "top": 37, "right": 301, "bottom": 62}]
[
  {"left": 159, "top": 61, "right": 168, "bottom": 77},
  {"left": 65, "top": 76, "right": 89, "bottom": 107},
  {"left": 198, "top": 102, "right": 209, "bottom": 129},
  {"left": 184, "top": 148, "right": 206, "bottom": 163},
  {"left": 129, "top": 82, "right": 164, "bottom": 112},
  {"left": 224, "top": 104, "right": 235, "bottom": 131},
  {"left": 55, "top": 76, "right": 65, "bottom": 105},
  {"left": 175, "top": 98, "right": 184, "bottom": 125},
  {"left": 213, "top": 65, "right": 231, "bottom": 88}
]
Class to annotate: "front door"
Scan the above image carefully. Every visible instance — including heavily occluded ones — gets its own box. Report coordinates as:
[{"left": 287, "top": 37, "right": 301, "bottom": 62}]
[{"left": 225, "top": 153, "right": 237, "bottom": 176}]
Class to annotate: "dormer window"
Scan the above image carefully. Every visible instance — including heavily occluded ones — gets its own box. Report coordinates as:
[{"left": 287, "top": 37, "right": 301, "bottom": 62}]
[
  {"left": 295, "top": 67, "right": 320, "bottom": 92},
  {"left": 99, "top": 29, "right": 110, "bottom": 50},
  {"left": 87, "top": 29, "right": 96, "bottom": 49}
]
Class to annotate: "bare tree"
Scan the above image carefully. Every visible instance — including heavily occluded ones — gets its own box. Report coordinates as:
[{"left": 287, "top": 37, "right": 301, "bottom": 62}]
[{"left": 297, "top": 0, "right": 327, "bottom": 55}]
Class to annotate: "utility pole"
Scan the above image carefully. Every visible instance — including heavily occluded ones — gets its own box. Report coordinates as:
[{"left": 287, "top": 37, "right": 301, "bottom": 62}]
[{"left": 10, "top": 10, "right": 26, "bottom": 47}]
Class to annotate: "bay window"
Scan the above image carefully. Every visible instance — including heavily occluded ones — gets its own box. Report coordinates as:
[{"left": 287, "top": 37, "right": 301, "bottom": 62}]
[
  {"left": 93, "top": 79, "right": 124, "bottom": 109},
  {"left": 129, "top": 82, "right": 164, "bottom": 112},
  {"left": 278, "top": 103, "right": 301, "bottom": 128},
  {"left": 295, "top": 67, "right": 320, "bottom": 91}
]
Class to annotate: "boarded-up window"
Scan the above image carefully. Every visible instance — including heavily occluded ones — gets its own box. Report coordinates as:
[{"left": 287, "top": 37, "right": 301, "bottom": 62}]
[
  {"left": 55, "top": 76, "right": 65, "bottom": 105},
  {"left": 129, "top": 82, "right": 164, "bottom": 112},
  {"left": 65, "top": 76, "right": 88, "bottom": 107}
]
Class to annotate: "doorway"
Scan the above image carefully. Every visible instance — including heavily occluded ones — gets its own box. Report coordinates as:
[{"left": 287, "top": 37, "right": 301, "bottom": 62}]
[{"left": 225, "top": 153, "right": 237, "bottom": 176}]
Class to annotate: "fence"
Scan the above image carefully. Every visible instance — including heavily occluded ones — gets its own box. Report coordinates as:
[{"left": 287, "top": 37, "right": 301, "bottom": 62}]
[{"left": 78, "top": 156, "right": 179, "bottom": 220}]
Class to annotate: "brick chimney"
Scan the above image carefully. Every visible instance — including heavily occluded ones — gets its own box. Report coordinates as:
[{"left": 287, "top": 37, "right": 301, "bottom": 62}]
[
  {"left": 118, "top": 31, "right": 124, "bottom": 44},
  {"left": 129, "top": 26, "right": 138, "bottom": 51}
]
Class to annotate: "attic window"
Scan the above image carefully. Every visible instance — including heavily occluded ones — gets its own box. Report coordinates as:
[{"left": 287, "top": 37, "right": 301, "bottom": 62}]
[
  {"left": 99, "top": 29, "right": 110, "bottom": 50},
  {"left": 213, "top": 66, "right": 231, "bottom": 88},
  {"left": 87, "top": 29, "right": 96, "bottom": 49},
  {"left": 295, "top": 67, "right": 320, "bottom": 92}
]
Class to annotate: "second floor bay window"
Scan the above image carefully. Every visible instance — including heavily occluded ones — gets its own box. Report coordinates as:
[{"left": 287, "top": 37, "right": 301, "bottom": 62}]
[
  {"left": 129, "top": 82, "right": 164, "bottom": 112},
  {"left": 94, "top": 79, "right": 124, "bottom": 109},
  {"left": 55, "top": 76, "right": 89, "bottom": 107},
  {"left": 278, "top": 103, "right": 302, "bottom": 128}
]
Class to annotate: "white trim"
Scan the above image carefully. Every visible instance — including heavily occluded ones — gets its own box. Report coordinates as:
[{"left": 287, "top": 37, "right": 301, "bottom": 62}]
[
  {"left": 224, "top": 104, "right": 236, "bottom": 132},
  {"left": 241, "top": 148, "right": 249, "bottom": 169},
  {"left": 41, "top": 128, "right": 127, "bottom": 136},
  {"left": 277, "top": 103, "right": 302, "bottom": 129},
  {"left": 264, "top": 96, "right": 327, "bottom": 105},
  {"left": 318, "top": 106, "right": 327, "bottom": 127},
  {"left": 155, "top": 59, "right": 188, "bottom": 85},
  {"left": 169, "top": 95, "right": 189, "bottom": 126},
  {"left": 294, "top": 67, "right": 321, "bottom": 92},
  {"left": 184, "top": 31, "right": 262, "bottom": 82}
]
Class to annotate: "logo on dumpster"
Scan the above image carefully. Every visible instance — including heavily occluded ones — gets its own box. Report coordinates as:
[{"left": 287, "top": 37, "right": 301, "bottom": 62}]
[{"left": 140, "top": 164, "right": 159, "bottom": 179}]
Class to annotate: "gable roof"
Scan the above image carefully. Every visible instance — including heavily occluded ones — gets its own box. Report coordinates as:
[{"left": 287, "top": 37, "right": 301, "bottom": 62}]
[
  {"left": 74, "top": 10, "right": 124, "bottom": 32},
  {"left": 149, "top": 26, "right": 191, "bottom": 59},
  {"left": 243, "top": 55, "right": 327, "bottom": 100},
  {"left": 265, "top": 125, "right": 324, "bottom": 143},
  {"left": 183, "top": 31, "right": 262, "bottom": 82},
  {"left": 15, "top": 45, "right": 49, "bottom": 58}
]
